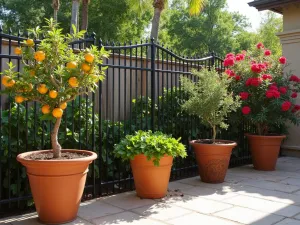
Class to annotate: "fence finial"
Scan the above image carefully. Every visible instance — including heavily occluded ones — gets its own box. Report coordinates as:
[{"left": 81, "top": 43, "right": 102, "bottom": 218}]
[
  {"left": 91, "top": 32, "right": 96, "bottom": 40},
  {"left": 151, "top": 37, "right": 155, "bottom": 43}
]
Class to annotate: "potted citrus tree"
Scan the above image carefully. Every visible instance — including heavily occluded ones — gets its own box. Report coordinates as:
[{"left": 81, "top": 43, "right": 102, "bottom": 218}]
[
  {"left": 181, "top": 68, "right": 240, "bottom": 183},
  {"left": 0, "top": 19, "right": 109, "bottom": 224},
  {"left": 225, "top": 43, "right": 300, "bottom": 171},
  {"left": 114, "top": 130, "right": 186, "bottom": 198}
]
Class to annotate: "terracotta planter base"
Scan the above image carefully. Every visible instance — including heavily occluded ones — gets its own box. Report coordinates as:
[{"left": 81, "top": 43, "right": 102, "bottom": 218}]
[
  {"left": 247, "top": 134, "right": 286, "bottom": 171},
  {"left": 190, "top": 140, "right": 237, "bottom": 184},
  {"left": 130, "top": 154, "right": 173, "bottom": 199},
  {"left": 17, "top": 149, "right": 97, "bottom": 225}
]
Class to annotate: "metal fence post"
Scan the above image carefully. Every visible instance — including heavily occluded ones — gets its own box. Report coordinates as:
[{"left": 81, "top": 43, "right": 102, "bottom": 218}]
[
  {"left": 151, "top": 37, "right": 156, "bottom": 131},
  {"left": 211, "top": 51, "right": 215, "bottom": 68}
]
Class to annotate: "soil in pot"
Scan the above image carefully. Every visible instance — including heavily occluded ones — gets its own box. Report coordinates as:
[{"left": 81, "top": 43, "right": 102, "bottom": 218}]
[
  {"left": 246, "top": 134, "right": 286, "bottom": 171},
  {"left": 130, "top": 154, "right": 173, "bottom": 199},
  {"left": 17, "top": 149, "right": 97, "bottom": 225},
  {"left": 190, "top": 140, "right": 237, "bottom": 183}
]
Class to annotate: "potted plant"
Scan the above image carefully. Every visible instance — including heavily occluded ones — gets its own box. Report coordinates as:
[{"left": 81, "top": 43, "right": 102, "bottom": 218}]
[
  {"left": 0, "top": 19, "right": 109, "bottom": 224},
  {"left": 225, "top": 43, "right": 300, "bottom": 171},
  {"left": 181, "top": 68, "right": 240, "bottom": 183},
  {"left": 114, "top": 130, "right": 186, "bottom": 198}
]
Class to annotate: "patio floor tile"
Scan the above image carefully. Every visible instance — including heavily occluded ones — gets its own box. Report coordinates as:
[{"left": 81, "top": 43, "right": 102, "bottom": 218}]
[
  {"left": 274, "top": 218, "right": 300, "bottom": 225},
  {"left": 214, "top": 206, "right": 284, "bottom": 225},
  {"left": 91, "top": 211, "right": 167, "bottom": 225},
  {"left": 78, "top": 200, "right": 124, "bottom": 221},
  {"left": 102, "top": 192, "right": 156, "bottom": 210},
  {"left": 223, "top": 195, "right": 300, "bottom": 217},
  {"left": 168, "top": 181, "right": 195, "bottom": 190},
  {"left": 167, "top": 212, "right": 241, "bottom": 225},
  {"left": 132, "top": 202, "right": 192, "bottom": 220},
  {"left": 280, "top": 178, "right": 300, "bottom": 187}
]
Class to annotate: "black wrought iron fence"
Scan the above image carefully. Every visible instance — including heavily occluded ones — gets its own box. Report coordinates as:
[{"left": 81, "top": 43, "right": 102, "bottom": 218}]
[{"left": 0, "top": 28, "right": 252, "bottom": 216}]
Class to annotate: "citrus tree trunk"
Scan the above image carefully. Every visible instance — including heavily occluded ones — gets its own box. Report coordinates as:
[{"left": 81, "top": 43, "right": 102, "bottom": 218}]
[
  {"left": 54, "top": 10, "right": 58, "bottom": 22},
  {"left": 81, "top": 0, "right": 89, "bottom": 31},
  {"left": 51, "top": 117, "right": 62, "bottom": 158},
  {"left": 52, "top": 0, "right": 60, "bottom": 23},
  {"left": 150, "top": 0, "right": 164, "bottom": 41},
  {"left": 70, "top": 0, "right": 80, "bottom": 34}
]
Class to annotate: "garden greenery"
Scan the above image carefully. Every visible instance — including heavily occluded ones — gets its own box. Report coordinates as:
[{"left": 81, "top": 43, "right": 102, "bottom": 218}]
[
  {"left": 114, "top": 130, "right": 187, "bottom": 166},
  {"left": 225, "top": 43, "right": 300, "bottom": 135},
  {"left": 181, "top": 68, "right": 241, "bottom": 143}
]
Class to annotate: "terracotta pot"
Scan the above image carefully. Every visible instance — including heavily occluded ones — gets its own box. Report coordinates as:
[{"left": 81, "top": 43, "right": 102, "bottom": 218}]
[
  {"left": 190, "top": 140, "right": 237, "bottom": 183},
  {"left": 130, "top": 154, "right": 173, "bottom": 199},
  {"left": 17, "top": 149, "right": 97, "bottom": 224},
  {"left": 246, "top": 134, "right": 286, "bottom": 171}
]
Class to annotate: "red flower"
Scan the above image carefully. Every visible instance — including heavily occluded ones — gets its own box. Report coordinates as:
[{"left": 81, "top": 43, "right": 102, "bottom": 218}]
[
  {"left": 251, "top": 64, "right": 262, "bottom": 73},
  {"left": 226, "top": 53, "right": 235, "bottom": 59},
  {"left": 279, "top": 56, "right": 287, "bottom": 64},
  {"left": 291, "top": 92, "right": 298, "bottom": 98},
  {"left": 258, "top": 63, "right": 267, "bottom": 71},
  {"left": 251, "top": 77, "right": 262, "bottom": 87},
  {"left": 240, "top": 92, "right": 249, "bottom": 100},
  {"left": 269, "top": 85, "right": 278, "bottom": 91},
  {"left": 281, "top": 101, "right": 292, "bottom": 111},
  {"left": 262, "top": 74, "right": 272, "bottom": 80},
  {"left": 289, "top": 75, "right": 300, "bottom": 82},
  {"left": 246, "top": 78, "right": 252, "bottom": 86},
  {"left": 266, "top": 90, "right": 280, "bottom": 99},
  {"left": 266, "top": 90, "right": 274, "bottom": 98},
  {"left": 264, "top": 49, "right": 271, "bottom": 56},
  {"left": 242, "top": 106, "right": 251, "bottom": 115},
  {"left": 224, "top": 57, "right": 235, "bottom": 67},
  {"left": 256, "top": 42, "right": 264, "bottom": 49},
  {"left": 225, "top": 69, "right": 235, "bottom": 77},
  {"left": 235, "top": 75, "right": 241, "bottom": 81},
  {"left": 235, "top": 54, "right": 245, "bottom": 61},
  {"left": 292, "top": 105, "right": 300, "bottom": 113},
  {"left": 279, "top": 87, "right": 287, "bottom": 94}
]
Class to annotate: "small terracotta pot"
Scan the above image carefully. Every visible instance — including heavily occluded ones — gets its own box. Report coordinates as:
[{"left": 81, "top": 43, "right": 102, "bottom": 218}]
[
  {"left": 17, "top": 149, "right": 97, "bottom": 224},
  {"left": 130, "top": 154, "right": 173, "bottom": 199},
  {"left": 246, "top": 134, "right": 286, "bottom": 171},
  {"left": 190, "top": 140, "right": 237, "bottom": 183}
]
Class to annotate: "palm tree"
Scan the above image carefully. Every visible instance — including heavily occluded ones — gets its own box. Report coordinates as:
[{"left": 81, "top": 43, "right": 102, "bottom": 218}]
[
  {"left": 134, "top": 0, "right": 206, "bottom": 41},
  {"left": 52, "top": 0, "right": 60, "bottom": 22},
  {"left": 70, "top": 0, "right": 80, "bottom": 34},
  {"left": 81, "top": 0, "right": 90, "bottom": 31}
]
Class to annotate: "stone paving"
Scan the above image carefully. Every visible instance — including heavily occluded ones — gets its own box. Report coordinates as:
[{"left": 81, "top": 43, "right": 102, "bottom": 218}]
[{"left": 2, "top": 157, "right": 300, "bottom": 225}]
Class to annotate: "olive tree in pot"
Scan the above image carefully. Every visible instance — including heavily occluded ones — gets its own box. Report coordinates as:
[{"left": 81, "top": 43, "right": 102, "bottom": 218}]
[
  {"left": 114, "top": 130, "right": 186, "bottom": 199},
  {"left": 0, "top": 19, "right": 109, "bottom": 224},
  {"left": 181, "top": 68, "right": 240, "bottom": 183}
]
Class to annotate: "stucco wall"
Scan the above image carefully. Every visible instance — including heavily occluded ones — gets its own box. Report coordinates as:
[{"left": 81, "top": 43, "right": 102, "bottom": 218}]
[{"left": 278, "top": 3, "right": 300, "bottom": 150}]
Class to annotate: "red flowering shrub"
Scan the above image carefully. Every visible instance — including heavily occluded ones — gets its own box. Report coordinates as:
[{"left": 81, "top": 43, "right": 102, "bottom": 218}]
[{"left": 225, "top": 43, "right": 300, "bottom": 135}]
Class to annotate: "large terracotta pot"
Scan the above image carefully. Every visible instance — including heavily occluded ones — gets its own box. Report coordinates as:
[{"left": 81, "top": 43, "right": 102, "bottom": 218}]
[
  {"left": 190, "top": 140, "right": 237, "bottom": 183},
  {"left": 130, "top": 154, "right": 173, "bottom": 199},
  {"left": 17, "top": 149, "right": 97, "bottom": 224},
  {"left": 246, "top": 134, "right": 286, "bottom": 171}
]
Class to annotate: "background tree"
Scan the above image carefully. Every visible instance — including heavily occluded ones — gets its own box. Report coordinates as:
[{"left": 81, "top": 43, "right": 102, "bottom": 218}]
[
  {"left": 81, "top": 0, "right": 90, "bottom": 30},
  {"left": 71, "top": 0, "right": 80, "bottom": 34}
]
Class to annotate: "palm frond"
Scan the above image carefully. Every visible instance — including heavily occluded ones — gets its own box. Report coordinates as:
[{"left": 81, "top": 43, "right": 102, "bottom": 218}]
[{"left": 188, "top": 0, "right": 206, "bottom": 16}]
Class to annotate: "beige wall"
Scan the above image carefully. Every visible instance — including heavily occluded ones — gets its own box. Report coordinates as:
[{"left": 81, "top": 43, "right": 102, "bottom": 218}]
[{"left": 277, "top": 3, "right": 300, "bottom": 150}]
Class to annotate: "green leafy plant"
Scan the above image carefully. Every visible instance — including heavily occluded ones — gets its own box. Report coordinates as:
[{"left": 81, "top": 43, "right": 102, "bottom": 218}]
[
  {"left": 181, "top": 68, "right": 241, "bottom": 143},
  {"left": 114, "top": 130, "right": 186, "bottom": 166}
]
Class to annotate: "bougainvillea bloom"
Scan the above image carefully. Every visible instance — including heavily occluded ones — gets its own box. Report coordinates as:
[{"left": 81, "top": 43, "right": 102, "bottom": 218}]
[
  {"left": 235, "top": 75, "right": 241, "bottom": 81},
  {"left": 279, "top": 87, "right": 287, "bottom": 94},
  {"left": 225, "top": 69, "right": 235, "bottom": 77},
  {"left": 242, "top": 106, "right": 251, "bottom": 115},
  {"left": 256, "top": 42, "right": 264, "bottom": 49},
  {"left": 224, "top": 57, "right": 235, "bottom": 67},
  {"left": 251, "top": 77, "right": 262, "bottom": 87},
  {"left": 269, "top": 85, "right": 278, "bottom": 91},
  {"left": 282, "top": 101, "right": 292, "bottom": 111},
  {"left": 262, "top": 74, "right": 272, "bottom": 80},
  {"left": 289, "top": 75, "right": 300, "bottom": 82},
  {"left": 291, "top": 92, "right": 298, "bottom": 98},
  {"left": 292, "top": 105, "right": 300, "bottom": 113},
  {"left": 266, "top": 90, "right": 280, "bottom": 99},
  {"left": 235, "top": 54, "right": 245, "bottom": 61},
  {"left": 240, "top": 92, "right": 249, "bottom": 100},
  {"left": 251, "top": 64, "right": 262, "bottom": 73},
  {"left": 264, "top": 50, "right": 271, "bottom": 56},
  {"left": 279, "top": 56, "right": 287, "bottom": 64},
  {"left": 226, "top": 53, "right": 235, "bottom": 59}
]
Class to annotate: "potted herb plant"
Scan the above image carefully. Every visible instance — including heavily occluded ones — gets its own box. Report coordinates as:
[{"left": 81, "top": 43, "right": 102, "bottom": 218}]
[
  {"left": 0, "top": 19, "right": 109, "bottom": 224},
  {"left": 224, "top": 43, "right": 300, "bottom": 171},
  {"left": 181, "top": 69, "right": 240, "bottom": 183},
  {"left": 114, "top": 130, "right": 186, "bottom": 199}
]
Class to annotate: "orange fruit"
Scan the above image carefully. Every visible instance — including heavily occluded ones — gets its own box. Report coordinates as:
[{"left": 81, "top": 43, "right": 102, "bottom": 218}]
[
  {"left": 84, "top": 53, "right": 95, "bottom": 63},
  {"left": 26, "top": 39, "right": 34, "bottom": 46},
  {"left": 15, "top": 96, "right": 25, "bottom": 103},
  {"left": 67, "top": 61, "right": 77, "bottom": 69},
  {"left": 37, "top": 84, "right": 48, "bottom": 94},
  {"left": 60, "top": 102, "right": 67, "bottom": 110},
  {"left": 52, "top": 108, "right": 63, "bottom": 118},
  {"left": 68, "top": 77, "right": 79, "bottom": 87},
  {"left": 14, "top": 47, "right": 22, "bottom": 55},
  {"left": 81, "top": 63, "right": 91, "bottom": 72},
  {"left": 2, "top": 76, "right": 15, "bottom": 87},
  {"left": 41, "top": 105, "right": 51, "bottom": 114},
  {"left": 49, "top": 90, "right": 58, "bottom": 99},
  {"left": 29, "top": 70, "right": 35, "bottom": 76},
  {"left": 34, "top": 51, "right": 46, "bottom": 62}
]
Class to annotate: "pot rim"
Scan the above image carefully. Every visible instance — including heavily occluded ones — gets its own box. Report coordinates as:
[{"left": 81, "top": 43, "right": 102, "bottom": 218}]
[
  {"left": 245, "top": 133, "right": 286, "bottom": 139},
  {"left": 17, "top": 149, "right": 97, "bottom": 163},
  {"left": 190, "top": 139, "right": 237, "bottom": 147}
]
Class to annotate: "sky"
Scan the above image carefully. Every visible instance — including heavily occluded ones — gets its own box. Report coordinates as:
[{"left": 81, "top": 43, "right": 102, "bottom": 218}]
[{"left": 226, "top": 0, "right": 268, "bottom": 31}]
